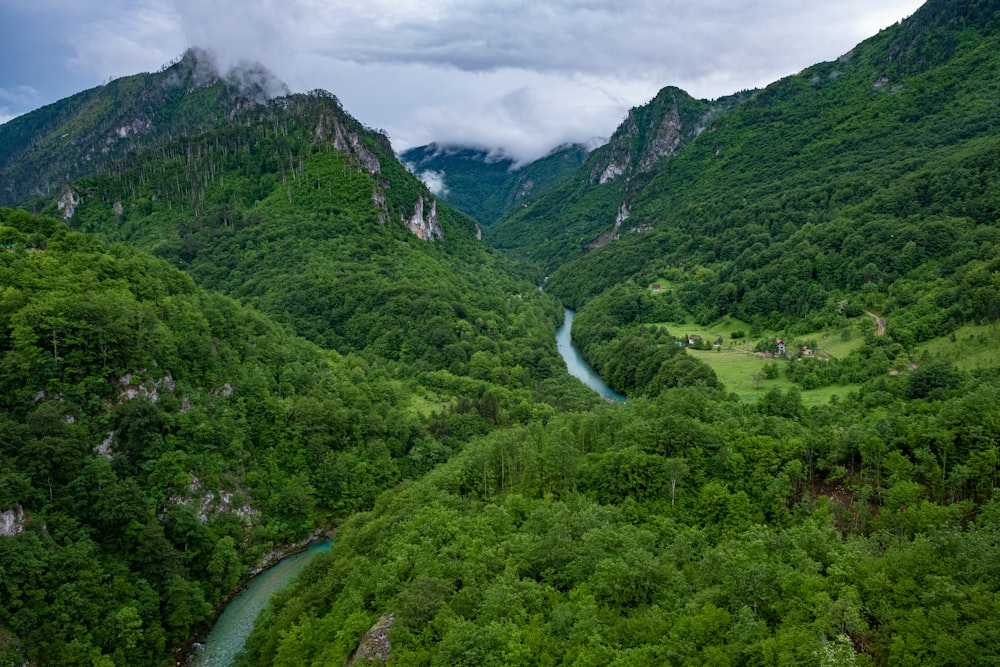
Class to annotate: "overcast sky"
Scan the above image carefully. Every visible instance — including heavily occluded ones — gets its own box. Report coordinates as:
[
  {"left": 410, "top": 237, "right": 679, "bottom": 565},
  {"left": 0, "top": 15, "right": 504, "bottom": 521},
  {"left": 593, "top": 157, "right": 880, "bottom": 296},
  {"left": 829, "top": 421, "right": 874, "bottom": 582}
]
[{"left": 1, "top": 0, "right": 925, "bottom": 163}]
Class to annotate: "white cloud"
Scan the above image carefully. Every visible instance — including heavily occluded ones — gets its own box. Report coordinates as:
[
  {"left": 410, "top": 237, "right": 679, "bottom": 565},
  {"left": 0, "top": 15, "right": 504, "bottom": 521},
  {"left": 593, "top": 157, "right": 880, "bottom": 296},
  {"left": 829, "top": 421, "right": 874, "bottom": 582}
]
[
  {"left": 415, "top": 169, "right": 449, "bottom": 196},
  {"left": 0, "top": 85, "right": 41, "bottom": 107},
  {"left": 66, "top": 2, "right": 184, "bottom": 81},
  {"left": 0, "top": 86, "right": 41, "bottom": 124},
  {"left": 4, "top": 0, "right": 926, "bottom": 162}
]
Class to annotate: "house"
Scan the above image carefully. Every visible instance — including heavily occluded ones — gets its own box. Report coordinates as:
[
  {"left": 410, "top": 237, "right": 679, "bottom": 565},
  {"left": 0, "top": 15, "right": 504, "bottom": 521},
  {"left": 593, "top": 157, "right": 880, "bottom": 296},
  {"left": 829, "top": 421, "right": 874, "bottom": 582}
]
[
  {"left": 688, "top": 334, "right": 702, "bottom": 346},
  {"left": 776, "top": 338, "right": 786, "bottom": 355},
  {"left": 651, "top": 283, "right": 662, "bottom": 292}
]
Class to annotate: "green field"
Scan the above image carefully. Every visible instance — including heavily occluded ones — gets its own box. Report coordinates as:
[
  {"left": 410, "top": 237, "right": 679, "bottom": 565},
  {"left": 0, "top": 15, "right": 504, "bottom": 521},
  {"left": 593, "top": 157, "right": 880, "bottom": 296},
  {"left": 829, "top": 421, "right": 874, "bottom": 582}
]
[
  {"left": 915, "top": 321, "right": 1000, "bottom": 370},
  {"left": 687, "top": 348, "right": 859, "bottom": 406},
  {"left": 404, "top": 384, "right": 456, "bottom": 418},
  {"left": 651, "top": 316, "right": 870, "bottom": 405},
  {"left": 652, "top": 316, "right": 753, "bottom": 350},
  {"left": 687, "top": 318, "right": 1000, "bottom": 404}
]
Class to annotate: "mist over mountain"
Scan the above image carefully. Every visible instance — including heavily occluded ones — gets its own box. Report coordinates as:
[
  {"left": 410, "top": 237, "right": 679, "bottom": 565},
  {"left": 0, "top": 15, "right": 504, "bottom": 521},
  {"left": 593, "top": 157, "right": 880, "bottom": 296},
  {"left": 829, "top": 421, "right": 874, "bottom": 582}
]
[
  {"left": 401, "top": 142, "right": 592, "bottom": 226},
  {"left": 4, "top": 1, "right": 1000, "bottom": 666},
  {"left": 0, "top": 48, "right": 288, "bottom": 206}
]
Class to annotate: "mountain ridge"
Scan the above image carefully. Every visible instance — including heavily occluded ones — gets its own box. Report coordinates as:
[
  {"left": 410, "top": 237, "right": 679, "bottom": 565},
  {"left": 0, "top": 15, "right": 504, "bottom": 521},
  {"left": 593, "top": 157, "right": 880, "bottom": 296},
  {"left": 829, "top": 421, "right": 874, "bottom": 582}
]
[
  {"left": 492, "top": 0, "right": 1000, "bottom": 342},
  {"left": 0, "top": 48, "right": 288, "bottom": 206},
  {"left": 485, "top": 86, "right": 751, "bottom": 267}
]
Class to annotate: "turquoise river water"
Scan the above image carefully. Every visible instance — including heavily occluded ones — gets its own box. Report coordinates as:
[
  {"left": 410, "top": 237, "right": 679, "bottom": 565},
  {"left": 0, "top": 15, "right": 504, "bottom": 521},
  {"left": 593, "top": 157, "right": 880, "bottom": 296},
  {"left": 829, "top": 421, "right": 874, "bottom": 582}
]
[
  {"left": 192, "top": 540, "right": 332, "bottom": 667},
  {"left": 555, "top": 308, "right": 626, "bottom": 403},
  {"left": 192, "top": 306, "right": 614, "bottom": 665}
]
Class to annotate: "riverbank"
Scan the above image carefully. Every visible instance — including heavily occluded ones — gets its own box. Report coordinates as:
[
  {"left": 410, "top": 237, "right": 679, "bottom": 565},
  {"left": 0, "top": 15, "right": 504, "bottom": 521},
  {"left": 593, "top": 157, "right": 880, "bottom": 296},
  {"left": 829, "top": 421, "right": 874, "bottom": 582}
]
[
  {"left": 175, "top": 529, "right": 334, "bottom": 666},
  {"left": 555, "top": 308, "right": 626, "bottom": 403}
]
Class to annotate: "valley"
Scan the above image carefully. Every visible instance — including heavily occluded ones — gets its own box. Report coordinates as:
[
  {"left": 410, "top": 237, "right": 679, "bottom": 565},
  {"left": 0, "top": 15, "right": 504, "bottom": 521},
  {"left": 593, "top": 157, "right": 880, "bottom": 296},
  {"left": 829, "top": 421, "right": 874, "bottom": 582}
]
[{"left": 1, "top": 1, "right": 1000, "bottom": 665}]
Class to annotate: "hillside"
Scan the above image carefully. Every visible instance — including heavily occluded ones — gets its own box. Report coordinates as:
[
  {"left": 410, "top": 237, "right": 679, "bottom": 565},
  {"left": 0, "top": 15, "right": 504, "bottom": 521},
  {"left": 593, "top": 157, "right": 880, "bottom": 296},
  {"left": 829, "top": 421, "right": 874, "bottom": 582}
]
[
  {"left": 227, "top": 4, "right": 1000, "bottom": 664},
  {"left": 26, "top": 89, "right": 596, "bottom": 417},
  {"left": 0, "top": 48, "right": 288, "bottom": 206},
  {"left": 496, "top": 0, "right": 1000, "bottom": 353},
  {"left": 4, "top": 1, "right": 1000, "bottom": 665},
  {"left": 487, "top": 86, "right": 750, "bottom": 269},
  {"left": 0, "top": 56, "right": 599, "bottom": 666},
  {"left": 0, "top": 208, "right": 454, "bottom": 664},
  {"left": 400, "top": 142, "right": 589, "bottom": 227},
  {"left": 239, "top": 373, "right": 1000, "bottom": 667}
]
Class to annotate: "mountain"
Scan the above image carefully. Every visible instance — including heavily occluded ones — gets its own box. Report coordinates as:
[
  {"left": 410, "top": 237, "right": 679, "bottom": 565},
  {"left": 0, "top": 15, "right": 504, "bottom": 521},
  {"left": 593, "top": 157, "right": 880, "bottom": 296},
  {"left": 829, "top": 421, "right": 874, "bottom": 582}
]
[
  {"left": 0, "top": 48, "right": 289, "bottom": 206},
  {"left": 495, "top": 1, "right": 1000, "bottom": 335},
  {"left": 0, "top": 54, "right": 598, "bottom": 666},
  {"left": 37, "top": 91, "right": 593, "bottom": 415},
  {"left": 7, "top": 2, "right": 1000, "bottom": 665},
  {"left": 487, "top": 86, "right": 750, "bottom": 269},
  {"left": 400, "top": 142, "right": 590, "bottom": 226},
  {"left": 0, "top": 208, "right": 443, "bottom": 664},
  {"left": 229, "top": 7, "right": 1000, "bottom": 664}
]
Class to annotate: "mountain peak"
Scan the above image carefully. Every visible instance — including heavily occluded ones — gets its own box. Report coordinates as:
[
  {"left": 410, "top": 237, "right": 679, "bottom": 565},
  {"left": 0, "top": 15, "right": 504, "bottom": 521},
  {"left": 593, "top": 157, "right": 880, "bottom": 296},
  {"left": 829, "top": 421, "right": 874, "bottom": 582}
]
[
  {"left": 0, "top": 49, "right": 289, "bottom": 205},
  {"left": 172, "top": 47, "right": 290, "bottom": 103}
]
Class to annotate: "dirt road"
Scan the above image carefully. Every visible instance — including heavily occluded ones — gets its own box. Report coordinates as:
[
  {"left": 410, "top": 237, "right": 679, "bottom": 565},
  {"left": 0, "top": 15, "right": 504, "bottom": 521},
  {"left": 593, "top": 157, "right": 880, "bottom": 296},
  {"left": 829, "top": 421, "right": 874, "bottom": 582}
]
[{"left": 864, "top": 311, "right": 886, "bottom": 336}]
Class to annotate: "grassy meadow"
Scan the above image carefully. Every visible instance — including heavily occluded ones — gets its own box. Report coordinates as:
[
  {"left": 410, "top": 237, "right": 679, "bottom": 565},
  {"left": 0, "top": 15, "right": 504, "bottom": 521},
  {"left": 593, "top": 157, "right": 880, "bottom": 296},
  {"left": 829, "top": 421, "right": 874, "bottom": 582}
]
[{"left": 652, "top": 315, "right": 874, "bottom": 406}]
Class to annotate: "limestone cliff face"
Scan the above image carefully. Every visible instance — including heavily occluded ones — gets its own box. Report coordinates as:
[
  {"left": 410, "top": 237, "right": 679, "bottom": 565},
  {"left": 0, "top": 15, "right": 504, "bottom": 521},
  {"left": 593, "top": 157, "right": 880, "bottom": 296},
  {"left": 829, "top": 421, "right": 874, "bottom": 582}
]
[
  {"left": 0, "top": 506, "right": 25, "bottom": 536},
  {"left": 582, "top": 86, "right": 747, "bottom": 249},
  {"left": 586, "top": 201, "right": 631, "bottom": 250},
  {"left": 57, "top": 188, "right": 80, "bottom": 220},
  {"left": 349, "top": 614, "right": 394, "bottom": 665},
  {"left": 638, "top": 104, "right": 684, "bottom": 172},
  {"left": 588, "top": 87, "right": 706, "bottom": 187},
  {"left": 405, "top": 196, "right": 444, "bottom": 241},
  {"left": 313, "top": 111, "right": 381, "bottom": 175}
]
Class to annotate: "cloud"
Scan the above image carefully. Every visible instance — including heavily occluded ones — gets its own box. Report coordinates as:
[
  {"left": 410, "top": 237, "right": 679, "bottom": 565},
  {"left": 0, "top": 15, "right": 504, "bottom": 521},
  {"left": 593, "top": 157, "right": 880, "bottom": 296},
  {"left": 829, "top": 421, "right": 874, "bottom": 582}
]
[
  {"left": 0, "top": 85, "right": 41, "bottom": 108},
  {"left": 66, "top": 1, "right": 184, "bottom": 82},
  {"left": 5, "top": 0, "right": 925, "bottom": 162},
  {"left": 157, "top": 0, "right": 923, "bottom": 161},
  {"left": 414, "top": 169, "right": 449, "bottom": 196},
  {"left": 214, "top": 0, "right": 922, "bottom": 88},
  {"left": 172, "top": 0, "right": 304, "bottom": 75},
  {"left": 0, "top": 85, "right": 42, "bottom": 124}
]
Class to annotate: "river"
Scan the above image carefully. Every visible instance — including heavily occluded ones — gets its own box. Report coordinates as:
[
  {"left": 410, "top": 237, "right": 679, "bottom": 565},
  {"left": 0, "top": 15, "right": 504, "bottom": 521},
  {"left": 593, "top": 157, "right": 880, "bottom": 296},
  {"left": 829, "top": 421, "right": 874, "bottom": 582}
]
[
  {"left": 556, "top": 308, "right": 626, "bottom": 402},
  {"left": 191, "top": 307, "right": 612, "bottom": 664},
  {"left": 192, "top": 540, "right": 332, "bottom": 667}
]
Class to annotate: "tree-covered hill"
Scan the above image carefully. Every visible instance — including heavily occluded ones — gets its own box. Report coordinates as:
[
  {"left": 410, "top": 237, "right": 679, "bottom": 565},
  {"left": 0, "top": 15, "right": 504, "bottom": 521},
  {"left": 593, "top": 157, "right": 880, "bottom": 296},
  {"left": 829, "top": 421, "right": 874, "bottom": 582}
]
[
  {"left": 0, "top": 206, "right": 596, "bottom": 666},
  {"left": 238, "top": 369, "right": 1000, "bottom": 667},
  {"left": 487, "top": 86, "right": 751, "bottom": 270},
  {"left": 0, "top": 208, "right": 475, "bottom": 664},
  {"left": 6, "top": 1, "right": 1000, "bottom": 664},
  {"left": 491, "top": 0, "right": 1000, "bottom": 357},
  {"left": 0, "top": 53, "right": 603, "bottom": 664},
  {"left": 400, "top": 142, "right": 590, "bottom": 227},
  {"left": 26, "top": 90, "right": 593, "bottom": 414},
  {"left": 0, "top": 48, "right": 288, "bottom": 206}
]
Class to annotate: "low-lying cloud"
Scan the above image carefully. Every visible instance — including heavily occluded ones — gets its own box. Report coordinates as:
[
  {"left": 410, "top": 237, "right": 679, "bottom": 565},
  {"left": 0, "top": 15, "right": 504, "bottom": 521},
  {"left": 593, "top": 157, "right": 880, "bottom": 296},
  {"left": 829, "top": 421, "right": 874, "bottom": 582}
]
[{"left": 3, "top": 0, "right": 925, "bottom": 162}]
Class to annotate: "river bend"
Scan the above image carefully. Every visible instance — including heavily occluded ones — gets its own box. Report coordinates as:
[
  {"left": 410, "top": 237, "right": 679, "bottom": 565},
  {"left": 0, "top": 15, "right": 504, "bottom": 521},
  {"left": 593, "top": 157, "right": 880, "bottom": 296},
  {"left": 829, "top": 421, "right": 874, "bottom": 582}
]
[{"left": 555, "top": 308, "right": 626, "bottom": 402}]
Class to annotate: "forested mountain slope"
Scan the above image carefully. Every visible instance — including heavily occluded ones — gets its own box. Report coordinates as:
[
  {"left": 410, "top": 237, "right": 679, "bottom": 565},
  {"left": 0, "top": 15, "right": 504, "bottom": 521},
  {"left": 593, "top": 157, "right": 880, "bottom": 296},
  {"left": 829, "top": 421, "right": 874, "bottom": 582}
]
[
  {"left": 30, "top": 90, "right": 593, "bottom": 415},
  {"left": 400, "top": 142, "right": 589, "bottom": 227},
  {"left": 0, "top": 48, "right": 287, "bottom": 206},
  {"left": 0, "top": 56, "right": 599, "bottom": 666},
  {"left": 0, "top": 208, "right": 460, "bottom": 664},
  {"left": 487, "top": 87, "right": 749, "bottom": 270},
  {"left": 226, "top": 6, "right": 1000, "bottom": 662},
  {"left": 493, "top": 0, "right": 1000, "bottom": 352},
  {"left": 240, "top": 376, "right": 1000, "bottom": 666},
  {"left": 5, "top": 1, "right": 1000, "bottom": 665}
]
